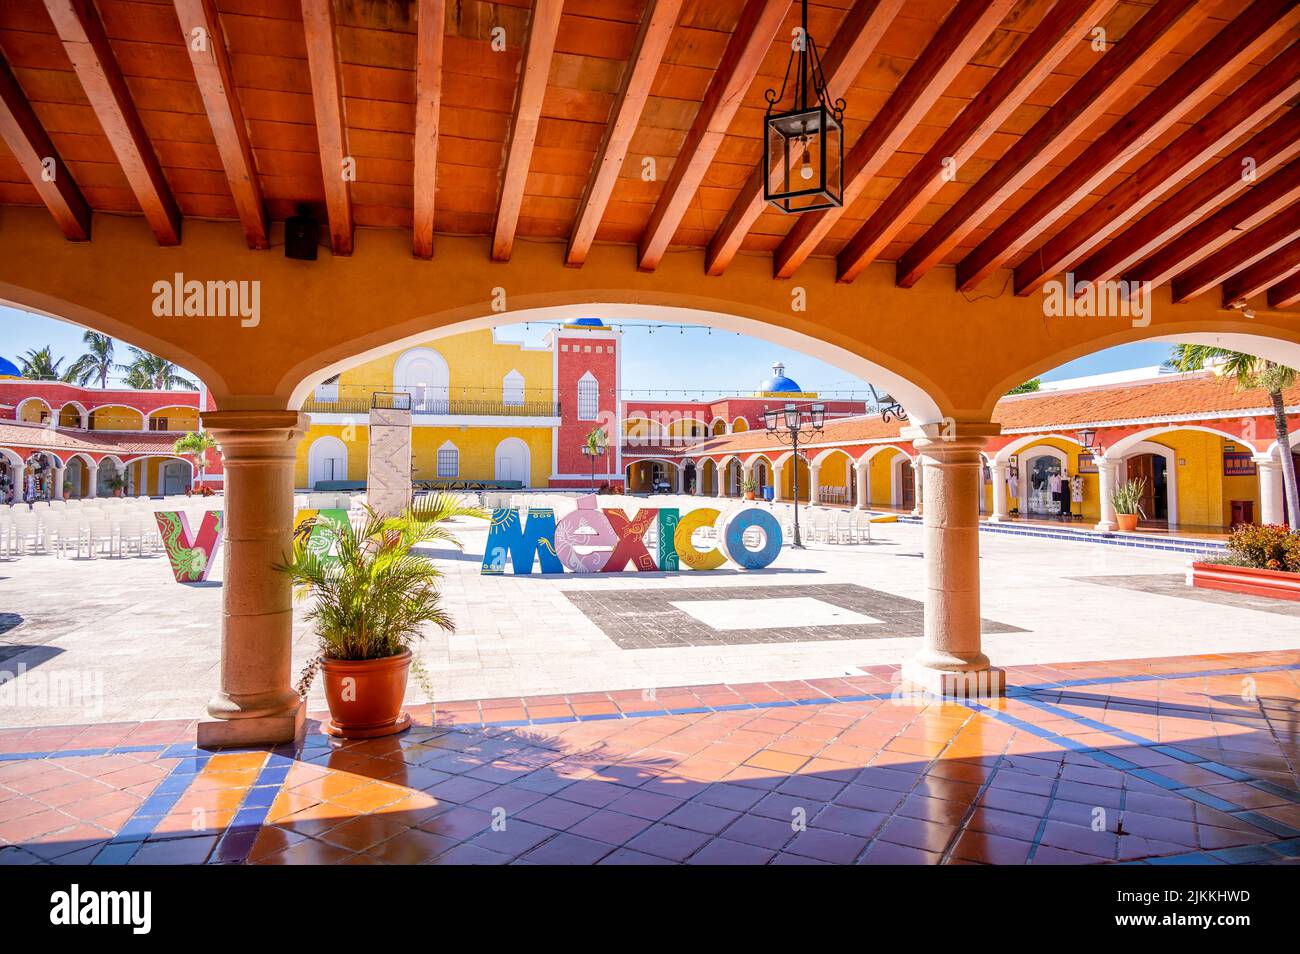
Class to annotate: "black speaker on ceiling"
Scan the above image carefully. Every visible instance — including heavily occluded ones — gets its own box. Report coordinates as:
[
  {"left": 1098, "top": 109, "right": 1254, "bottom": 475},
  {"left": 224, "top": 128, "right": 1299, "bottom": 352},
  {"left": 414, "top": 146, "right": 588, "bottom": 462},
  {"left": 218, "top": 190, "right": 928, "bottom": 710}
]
[{"left": 284, "top": 206, "right": 319, "bottom": 260}]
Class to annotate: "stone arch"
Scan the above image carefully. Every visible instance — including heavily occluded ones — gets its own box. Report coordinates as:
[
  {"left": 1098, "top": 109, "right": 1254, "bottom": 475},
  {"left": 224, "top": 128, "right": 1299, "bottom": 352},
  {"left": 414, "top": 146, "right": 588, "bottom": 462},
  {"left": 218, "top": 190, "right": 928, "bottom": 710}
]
[
  {"left": 16, "top": 397, "right": 51, "bottom": 423},
  {"left": 58, "top": 400, "right": 87, "bottom": 428}
]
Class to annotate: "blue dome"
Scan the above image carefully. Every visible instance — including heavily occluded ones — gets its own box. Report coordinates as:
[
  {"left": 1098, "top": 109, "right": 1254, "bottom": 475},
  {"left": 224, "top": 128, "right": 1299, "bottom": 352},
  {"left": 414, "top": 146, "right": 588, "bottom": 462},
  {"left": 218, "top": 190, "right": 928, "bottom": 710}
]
[
  {"left": 0, "top": 356, "right": 20, "bottom": 377},
  {"left": 570, "top": 318, "right": 605, "bottom": 327},
  {"left": 760, "top": 362, "right": 801, "bottom": 393}
]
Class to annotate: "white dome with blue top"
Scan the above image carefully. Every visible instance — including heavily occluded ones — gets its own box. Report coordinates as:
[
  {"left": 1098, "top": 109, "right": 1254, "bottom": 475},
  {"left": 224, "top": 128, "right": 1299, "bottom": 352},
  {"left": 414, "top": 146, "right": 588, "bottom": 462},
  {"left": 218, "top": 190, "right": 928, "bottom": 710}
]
[
  {"left": 760, "top": 361, "right": 801, "bottom": 393},
  {"left": 0, "top": 355, "right": 20, "bottom": 378}
]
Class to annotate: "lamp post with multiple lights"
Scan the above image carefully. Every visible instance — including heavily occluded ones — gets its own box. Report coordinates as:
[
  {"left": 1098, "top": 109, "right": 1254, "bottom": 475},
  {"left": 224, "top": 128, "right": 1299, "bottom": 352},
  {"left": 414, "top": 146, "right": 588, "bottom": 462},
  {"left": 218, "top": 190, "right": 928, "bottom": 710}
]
[{"left": 764, "top": 401, "right": 825, "bottom": 549}]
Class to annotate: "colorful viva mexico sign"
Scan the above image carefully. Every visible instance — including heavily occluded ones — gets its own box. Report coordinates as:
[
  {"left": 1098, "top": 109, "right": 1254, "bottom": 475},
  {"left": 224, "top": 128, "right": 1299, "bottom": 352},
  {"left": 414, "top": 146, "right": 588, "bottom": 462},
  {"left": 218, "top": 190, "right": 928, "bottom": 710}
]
[{"left": 482, "top": 496, "right": 782, "bottom": 575}]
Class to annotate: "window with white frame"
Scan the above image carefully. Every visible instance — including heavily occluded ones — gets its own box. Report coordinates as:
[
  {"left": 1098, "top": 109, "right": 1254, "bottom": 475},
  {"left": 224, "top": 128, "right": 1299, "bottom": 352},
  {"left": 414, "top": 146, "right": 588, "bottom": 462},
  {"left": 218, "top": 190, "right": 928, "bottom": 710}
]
[
  {"left": 578, "top": 372, "right": 599, "bottom": 421},
  {"left": 503, "top": 370, "right": 525, "bottom": 406},
  {"left": 436, "top": 441, "right": 459, "bottom": 478}
]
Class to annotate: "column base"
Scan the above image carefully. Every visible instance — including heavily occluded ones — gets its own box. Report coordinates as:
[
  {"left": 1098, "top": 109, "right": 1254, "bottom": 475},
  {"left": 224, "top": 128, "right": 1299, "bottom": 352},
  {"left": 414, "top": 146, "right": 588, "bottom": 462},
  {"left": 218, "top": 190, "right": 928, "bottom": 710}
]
[
  {"left": 1094, "top": 520, "right": 1116, "bottom": 532},
  {"left": 987, "top": 514, "right": 1008, "bottom": 523},
  {"left": 901, "top": 659, "right": 1005, "bottom": 698},
  {"left": 197, "top": 702, "right": 305, "bottom": 748}
]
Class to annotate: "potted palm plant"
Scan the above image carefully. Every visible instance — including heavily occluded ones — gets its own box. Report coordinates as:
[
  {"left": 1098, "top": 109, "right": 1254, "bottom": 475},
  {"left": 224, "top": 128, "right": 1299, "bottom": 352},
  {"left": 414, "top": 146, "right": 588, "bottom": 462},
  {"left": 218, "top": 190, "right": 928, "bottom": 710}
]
[
  {"left": 742, "top": 477, "right": 757, "bottom": 501},
  {"left": 278, "top": 494, "right": 485, "bottom": 738},
  {"left": 107, "top": 474, "right": 125, "bottom": 498},
  {"left": 1111, "top": 476, "right": 1145, "bottom": 532}
]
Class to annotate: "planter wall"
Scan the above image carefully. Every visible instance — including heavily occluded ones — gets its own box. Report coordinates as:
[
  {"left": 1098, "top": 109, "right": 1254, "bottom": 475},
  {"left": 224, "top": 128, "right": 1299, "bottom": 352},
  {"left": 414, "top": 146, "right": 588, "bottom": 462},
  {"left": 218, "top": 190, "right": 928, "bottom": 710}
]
[{"left": 1190, "top": 561, "right": 1300, "bottom": 602}]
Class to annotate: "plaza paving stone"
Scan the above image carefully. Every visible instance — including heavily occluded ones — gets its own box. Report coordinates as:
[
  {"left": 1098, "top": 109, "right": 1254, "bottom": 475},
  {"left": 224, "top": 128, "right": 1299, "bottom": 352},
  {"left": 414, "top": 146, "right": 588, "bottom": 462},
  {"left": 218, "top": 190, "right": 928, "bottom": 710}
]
[
  {"left": 1, "top": 651, "right": 1299, "bottom": 865},
  {"left": 4, "top": 512, "right": 1300, "bottom": 725}
]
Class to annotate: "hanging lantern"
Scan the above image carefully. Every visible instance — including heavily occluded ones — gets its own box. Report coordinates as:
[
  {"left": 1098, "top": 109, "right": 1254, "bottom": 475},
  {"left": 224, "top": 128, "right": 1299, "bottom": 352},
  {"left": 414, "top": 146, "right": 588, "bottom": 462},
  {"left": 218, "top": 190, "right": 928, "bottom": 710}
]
[{"left": 763, "top": 0, "right": 844, "bottom": 213}]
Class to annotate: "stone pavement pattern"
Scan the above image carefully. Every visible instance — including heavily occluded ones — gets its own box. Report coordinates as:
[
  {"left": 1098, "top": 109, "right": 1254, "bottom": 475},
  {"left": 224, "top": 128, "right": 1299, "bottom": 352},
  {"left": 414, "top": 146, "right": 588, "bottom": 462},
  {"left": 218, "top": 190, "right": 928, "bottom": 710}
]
[
  {"left": 5, "top": 511, "right": 1300, "bottom": 725},
  {"left": 1, "top": 652, "right": 1299, "bottom": 865}
]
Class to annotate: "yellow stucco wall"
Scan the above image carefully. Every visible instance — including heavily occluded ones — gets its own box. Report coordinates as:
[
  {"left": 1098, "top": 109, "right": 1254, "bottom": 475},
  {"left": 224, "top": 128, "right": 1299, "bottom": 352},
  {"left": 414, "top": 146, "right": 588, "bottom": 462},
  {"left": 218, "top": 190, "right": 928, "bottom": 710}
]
[
  {"left": 150, "top": 406, "right": 200, "bottom": 432},
  {"left": 90, "top": 404, "right": 145, "bottom": 431},
  {"left": 1145, "top": 431, "right": 1260, "bottom": 529},
  {"left": 296, "top": 423, "right": 552, "bottom": 488},
  {"left": 331, "top": 329, "right": 553, "bottom": 403},
  {"left": 867, "top": 448, "right": 908, "bottom": 506}
]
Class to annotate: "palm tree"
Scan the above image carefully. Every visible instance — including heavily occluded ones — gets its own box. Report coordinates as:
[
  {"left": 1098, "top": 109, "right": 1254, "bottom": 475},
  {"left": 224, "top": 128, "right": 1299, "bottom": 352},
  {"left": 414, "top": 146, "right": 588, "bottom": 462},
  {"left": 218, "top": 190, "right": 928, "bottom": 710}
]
[
  {"left": 67, "top": 331, "right": 115, "bottom": 388},
  {"left": 172, "top": 430, "right": 218, "bottom": 488},
  {"left": 583, "top": 426, "right": 608, "bottom": 492},
  {"left": 17, "top": 346, "right": 74, "bottom": 382},
  {"left": 1169, "top": 344, "right": 1299, "bottom": 527},
  {"left": 118, "top": 347, "right": 196, "bottom": 390}
]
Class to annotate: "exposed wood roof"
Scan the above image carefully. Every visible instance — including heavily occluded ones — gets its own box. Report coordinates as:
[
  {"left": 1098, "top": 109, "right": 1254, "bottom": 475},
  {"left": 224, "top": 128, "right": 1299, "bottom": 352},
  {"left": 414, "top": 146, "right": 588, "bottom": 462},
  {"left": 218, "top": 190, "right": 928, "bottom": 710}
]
[{"left": 0, "top": 0, "right": 1295, "bottom": 311}]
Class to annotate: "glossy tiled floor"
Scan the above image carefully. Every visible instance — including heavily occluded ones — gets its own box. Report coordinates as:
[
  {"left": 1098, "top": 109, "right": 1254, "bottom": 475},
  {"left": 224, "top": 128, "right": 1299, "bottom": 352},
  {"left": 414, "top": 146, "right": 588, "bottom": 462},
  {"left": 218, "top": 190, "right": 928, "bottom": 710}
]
[{"left": 2, "top": 651, "right": 1299, "bottom": 865}]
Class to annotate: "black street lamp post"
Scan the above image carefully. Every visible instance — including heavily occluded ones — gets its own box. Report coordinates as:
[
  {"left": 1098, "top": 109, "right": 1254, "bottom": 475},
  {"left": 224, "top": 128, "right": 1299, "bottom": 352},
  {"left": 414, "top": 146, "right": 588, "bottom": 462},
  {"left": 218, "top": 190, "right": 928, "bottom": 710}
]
[
  {"left": 582, "top": 442, "right": 606, "bottom": 493},
  {"left": 764, "top": 401, "right": 825, "bottom": 548}
]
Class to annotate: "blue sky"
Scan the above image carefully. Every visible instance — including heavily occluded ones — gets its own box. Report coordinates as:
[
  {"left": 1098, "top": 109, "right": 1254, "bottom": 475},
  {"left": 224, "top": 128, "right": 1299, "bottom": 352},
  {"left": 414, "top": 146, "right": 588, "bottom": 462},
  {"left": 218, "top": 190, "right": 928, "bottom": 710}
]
[{"left": 1, "top": 302, "right": 1170, "bottom": 394}]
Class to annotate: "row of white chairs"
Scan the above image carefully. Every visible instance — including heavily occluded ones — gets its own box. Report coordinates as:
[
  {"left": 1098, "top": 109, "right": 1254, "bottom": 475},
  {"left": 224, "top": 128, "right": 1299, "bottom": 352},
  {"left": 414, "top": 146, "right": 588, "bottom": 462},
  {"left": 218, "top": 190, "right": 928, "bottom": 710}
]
[
  {"left": 785, "top": 507, "right": 874, "bottom": 544},
  {"left": 0, "top": 501, "right": 219, "bottom": 559}
]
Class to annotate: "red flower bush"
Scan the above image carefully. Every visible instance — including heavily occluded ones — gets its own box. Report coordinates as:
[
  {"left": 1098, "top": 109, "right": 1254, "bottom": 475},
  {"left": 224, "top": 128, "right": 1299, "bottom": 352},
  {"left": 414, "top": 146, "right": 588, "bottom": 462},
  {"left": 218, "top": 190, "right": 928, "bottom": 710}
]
[{"left": 1226, "top": 523, "right": 1300, "bottom": 573}]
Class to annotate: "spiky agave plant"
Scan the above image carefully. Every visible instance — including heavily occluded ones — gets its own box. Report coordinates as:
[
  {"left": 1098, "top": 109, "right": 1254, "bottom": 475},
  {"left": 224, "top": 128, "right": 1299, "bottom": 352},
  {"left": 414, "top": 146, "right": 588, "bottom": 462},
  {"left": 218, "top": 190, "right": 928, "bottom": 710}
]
[{"left": 277, "top": 494, "right": 486, "bottom": 692}]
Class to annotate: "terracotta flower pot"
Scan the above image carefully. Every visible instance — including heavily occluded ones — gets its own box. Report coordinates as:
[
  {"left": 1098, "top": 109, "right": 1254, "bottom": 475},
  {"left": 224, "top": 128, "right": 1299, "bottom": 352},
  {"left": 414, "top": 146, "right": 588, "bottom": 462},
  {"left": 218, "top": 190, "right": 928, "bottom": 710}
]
[
  {"left": 744, "top": 491, "right": 755, "bottom": 500},
  {"left": 1115, "top": 513, "right": 1139, "bottom": 532},
  {"left": 320, "top": 648, "right": 412, "bottom": 739}
]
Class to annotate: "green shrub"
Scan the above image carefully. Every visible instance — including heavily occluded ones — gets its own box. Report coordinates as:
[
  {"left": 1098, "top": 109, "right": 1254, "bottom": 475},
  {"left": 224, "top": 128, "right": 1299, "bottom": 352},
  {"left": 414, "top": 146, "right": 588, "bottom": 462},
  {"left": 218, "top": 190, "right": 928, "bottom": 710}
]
[{"left": 1225, "top": 523, "right": 1300, "bottom": 573}]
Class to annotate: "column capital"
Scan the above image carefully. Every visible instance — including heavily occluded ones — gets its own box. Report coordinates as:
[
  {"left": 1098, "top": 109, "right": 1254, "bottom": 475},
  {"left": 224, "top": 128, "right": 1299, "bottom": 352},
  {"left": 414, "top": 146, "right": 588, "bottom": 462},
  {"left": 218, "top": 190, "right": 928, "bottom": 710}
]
[
  {"left": 903, "top": 420, "right": 1000, "bottom": 455},
  {"left": 201, "top": 410, "right": 309, "bottom": 461}
]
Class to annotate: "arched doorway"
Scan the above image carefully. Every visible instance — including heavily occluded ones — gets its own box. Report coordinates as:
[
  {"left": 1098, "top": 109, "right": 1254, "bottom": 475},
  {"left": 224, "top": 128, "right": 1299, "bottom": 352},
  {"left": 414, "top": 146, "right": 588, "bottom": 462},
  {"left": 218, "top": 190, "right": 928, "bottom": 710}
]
[
  {"left": 682, "top": 460, "right": 697, "bottom": 494},
  {"left": 393, "top": 347, "right": 450, "bottom": 413},
  {"left": 1022, "top": 448, "right": 1067, "bottom": 517},
  {"left": 494, "top": 437, "right": 530, "bottom": 485},
  {"left": 307, "top": 435, "right": 349, "bottom": 489},
  {"left": 160, "top": 458, "right": 193, "bottom": 496}
]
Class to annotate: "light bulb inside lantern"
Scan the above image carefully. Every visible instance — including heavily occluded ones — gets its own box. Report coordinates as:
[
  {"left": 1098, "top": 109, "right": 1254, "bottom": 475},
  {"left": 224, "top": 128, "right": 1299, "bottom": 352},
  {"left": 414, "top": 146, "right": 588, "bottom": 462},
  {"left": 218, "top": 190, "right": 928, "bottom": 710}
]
[{"left": 799, "top": 145, "right": 814, "bottom": 180}]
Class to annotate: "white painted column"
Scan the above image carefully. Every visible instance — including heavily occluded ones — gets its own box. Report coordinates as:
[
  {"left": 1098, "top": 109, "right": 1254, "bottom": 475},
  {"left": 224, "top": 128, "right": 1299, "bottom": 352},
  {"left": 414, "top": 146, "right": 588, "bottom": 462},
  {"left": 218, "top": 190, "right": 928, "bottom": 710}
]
[
  {"left": 809, "top": 464, "right": 821, "bottom": 504},
  {"left": 1256, "top": 456, "right": 1285, "bottom": 525},
  {"left": 902, "top": 422, "right": 1003, "bottom": 697},
  {"left": 1095, "top": 457, "right": 1119, "bottom": 531},
  {"left": 910, "top": 458, "right": 923, "bottom": 516},
  {"left": 855, "top": 461, "right": 870, "bottom": 511},
  {"left": 989, "top": 463, "right": 1009, "bottom": 522},
  {"left": 771, "top": 466, "right": 783, "bottom": 503},
  {"left": 742, "top": 461, "right": 754, "bottom": 500},
  {"left": 87, "top": 463, "right": 99, "bottom": 499},
  {"left": 52, "top": 463, "right": 65, "bottom": 500}
]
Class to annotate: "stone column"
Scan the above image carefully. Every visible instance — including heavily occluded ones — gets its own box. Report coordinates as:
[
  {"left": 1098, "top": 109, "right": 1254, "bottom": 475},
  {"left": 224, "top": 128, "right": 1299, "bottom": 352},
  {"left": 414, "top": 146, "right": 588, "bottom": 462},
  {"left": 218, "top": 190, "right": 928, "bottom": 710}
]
[
  {"left": 715, "top": 464, "right": 725, "bottom": 497},
  {"left": 989, "top": 462, "right": 1009, "bottom": 522},
  {"left": 771, "top": 466, "right": 783, "bottom": 503},
  {"left": 1095, "top": 456, "right": 1119, "bottom": 531},
  {"left": 367, "top": 404, "right": 413, "bottom": 517},
  {"left": 198, "top": 410, "right": 309, "bottom": 747},
  {"left": 901, "top": 421, "right": 1003, "bottom": 697},
  {"left": 52, "top": 463, "right": 65, "bottom": 500},
  {"left": 855, "top": 461, "right": 870, "bottom": 511},
  {"left": 1256, "top": 456, "right": 1285, "bottom": 525},
  {"left": 809, "top": 464, "right": 821, "bottom": 505},
  {"left": 86, "top": 463, "right": 98, "bottom": 499},
  {"left": 910, "top": 458, "right": 923, "bottom": 516}
]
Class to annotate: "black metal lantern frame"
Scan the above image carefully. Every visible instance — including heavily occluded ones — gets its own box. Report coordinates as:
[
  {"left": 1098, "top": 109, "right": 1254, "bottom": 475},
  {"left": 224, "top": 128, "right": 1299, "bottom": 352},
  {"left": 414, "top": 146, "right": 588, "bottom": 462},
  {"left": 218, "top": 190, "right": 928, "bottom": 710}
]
[{"left": 763, "top": 0, "right": 844, "bottom": 213}]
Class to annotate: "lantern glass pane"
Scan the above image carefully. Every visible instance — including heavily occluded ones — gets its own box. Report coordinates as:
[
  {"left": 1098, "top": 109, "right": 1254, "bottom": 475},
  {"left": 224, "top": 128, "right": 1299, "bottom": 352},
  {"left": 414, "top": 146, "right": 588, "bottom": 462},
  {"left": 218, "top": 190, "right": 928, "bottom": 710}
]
[{"left": 764, "top": 107, "right": 842, "bottom": 212}]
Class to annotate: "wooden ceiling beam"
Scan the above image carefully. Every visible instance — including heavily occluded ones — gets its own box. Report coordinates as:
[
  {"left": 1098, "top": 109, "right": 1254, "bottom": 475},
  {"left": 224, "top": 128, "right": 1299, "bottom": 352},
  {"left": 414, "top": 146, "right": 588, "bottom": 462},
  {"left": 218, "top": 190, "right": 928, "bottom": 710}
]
[
  {"left": 836, "top": 0, "right": 1120, "bottom": 284},
  {"left": 0, "top": 51, "right": 90, "bottom": 240},
  {"left": 1014, "top": 39, "right": 1300, "bottom": 296},
  {"left": 412, "top": 0, "right": 445, "bottom": 260},
  {"left": 492, "top": 0, "right": 564, "bottom": 263},
  {"left": 1130, "top": 160, "right": 1300, "bottom": 290},
  {"left": 772, "top": 0, "right": 1019, "bottom": 281},
  {"left": 1171, "top": 201, "right": 1300, "bottom": 302},
  {"left": 1220, "top": 233, "right": 1300, "bottom": 306},
  {"left": 637, "top": 0, "right": 792, "bottom": 272},
  {"left": 174, "top": 0, "right": 266, "bottom": 250},
  {"left": 959, "top": 0, "right": 1300, "bottom": 293},
  {"left": 43, "top": 0, "right": 180, "bottom": 245},
  {"left": 301, "top": 0, "right": 353, "bottom": 255},
  {"left": 567, "top": 0, "right": 684, "bottom": 268},
  {"left": 1267, "top": 269, "right": 1300, "bottom": 308},
  {"left": 1075, "top": 107, "right": 1300, "bottom": 288},
  {"left": 894, "top": 0, "right": 1208, "bottom": 289},
  {"left": 704, "top": 0, "right": 905, "bottom": 277}
]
